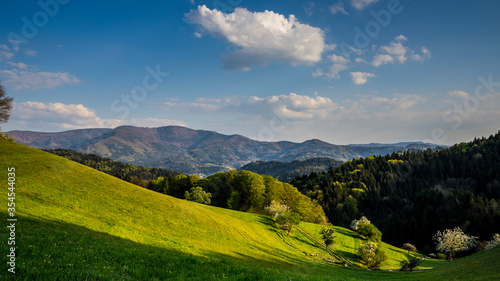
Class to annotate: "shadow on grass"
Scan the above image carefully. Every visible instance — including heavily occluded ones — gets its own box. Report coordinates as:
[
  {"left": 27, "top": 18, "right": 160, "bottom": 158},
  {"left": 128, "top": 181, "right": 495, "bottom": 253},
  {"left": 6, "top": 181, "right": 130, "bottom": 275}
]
[{"left": 1, "top": 213, "right": 333, "bottom": 281}]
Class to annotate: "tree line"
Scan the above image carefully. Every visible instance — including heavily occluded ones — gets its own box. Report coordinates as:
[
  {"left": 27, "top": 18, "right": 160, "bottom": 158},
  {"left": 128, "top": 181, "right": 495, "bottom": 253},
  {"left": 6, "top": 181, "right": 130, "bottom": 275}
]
[{"left": 291, "top": 131, "right": 500, "bottom": 254}]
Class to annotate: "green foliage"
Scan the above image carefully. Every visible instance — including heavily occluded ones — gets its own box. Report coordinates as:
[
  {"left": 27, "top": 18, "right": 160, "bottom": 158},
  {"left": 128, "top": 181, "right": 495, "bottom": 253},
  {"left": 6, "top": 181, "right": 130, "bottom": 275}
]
[
  {"left": 47, "top": 148, "right": 181, "bottom": 188},
  {"left": 292, "top": 131, "right": 500, "bottom": 253},
  {"left": 400, "top": 258, "right": 420, "bottom": 272},
  {"left": 436, "top": 253, "right": 447, "bottom": 260},
  {"left": 350, "top": 216, "right": 371, "bottom": 231},
  {"left": 357, "top": 223, "right": 382, "bottom": 242},
  {"left": 184, "top": 186, "right": 211, "bottom": 204},
  {"left": 358, "top": 242, "right": 387, "bottom": 269},
  {"left": 240, "top": 157, "right": 344, "bottom": 182},
  {"left": 3, "top": 139, "right": 500, "bottom": 279},
  {"left": 320, "top": 227, "right": 336, "bottom": 250},
  {"left": 0, "top": 80, "right": 13, "bottom": 124},
  {"left": 276, "top": 211, "right": 300, "bottom": 236}
]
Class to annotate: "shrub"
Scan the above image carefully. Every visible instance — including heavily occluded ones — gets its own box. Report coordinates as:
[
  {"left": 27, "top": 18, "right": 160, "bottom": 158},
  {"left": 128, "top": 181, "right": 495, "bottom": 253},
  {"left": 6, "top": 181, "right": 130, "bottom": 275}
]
[
  {"left": 436, "top": 253, "right": 447, "bottom": 260},
  {"left": 402, "top": 243, "right": 418, "bottom": 254},
  {"left": 400, "top": 258, "right": 420, "bottom": 272},
  {"left": 358, "top": 242, "right": 387, "bottom": 269},
  {"left": 350, "top": 216, "right": 371, "bottom": 231},
  {"left": 357, "top": 223, "right": 382, "bottom": 242},
  {"left": 484, "top": 233, "right": 500, "bottom": 250}
]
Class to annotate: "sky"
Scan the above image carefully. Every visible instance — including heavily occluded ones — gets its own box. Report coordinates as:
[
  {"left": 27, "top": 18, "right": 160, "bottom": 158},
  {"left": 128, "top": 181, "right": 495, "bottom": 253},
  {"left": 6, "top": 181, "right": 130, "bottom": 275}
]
[{"left": 1, "top": 0, "right": 499, "bottom": 145}]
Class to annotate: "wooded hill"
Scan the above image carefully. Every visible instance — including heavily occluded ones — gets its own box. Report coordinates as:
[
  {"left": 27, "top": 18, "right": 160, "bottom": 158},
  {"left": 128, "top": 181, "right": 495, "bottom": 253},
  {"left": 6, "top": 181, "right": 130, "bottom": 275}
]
[
  {"left": 291, "top": 131, "right": 500, "bottom": 254},
  {"left": 239, "top": 157, "right": 344, "bottom": 182}
]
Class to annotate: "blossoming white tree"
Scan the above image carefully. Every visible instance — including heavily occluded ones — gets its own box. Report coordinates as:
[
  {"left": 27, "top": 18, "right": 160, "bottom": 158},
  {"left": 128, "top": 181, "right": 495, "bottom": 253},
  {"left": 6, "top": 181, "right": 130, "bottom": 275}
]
[{"left": 433, "top": 227, "right": 478, "bottom": 260}]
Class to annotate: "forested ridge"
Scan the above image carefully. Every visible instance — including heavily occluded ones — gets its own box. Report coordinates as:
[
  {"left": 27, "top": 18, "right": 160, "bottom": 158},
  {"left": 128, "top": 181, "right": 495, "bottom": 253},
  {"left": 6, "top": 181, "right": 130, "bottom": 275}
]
[
  {"left": 239, "top": 157, "right": 344, "bottom": 182},
  {"left": 291, "top": 131, "right": 500, "bottom": 253},
  {"left": 46, "top": 148, "right": 181, "bottom": 186}
]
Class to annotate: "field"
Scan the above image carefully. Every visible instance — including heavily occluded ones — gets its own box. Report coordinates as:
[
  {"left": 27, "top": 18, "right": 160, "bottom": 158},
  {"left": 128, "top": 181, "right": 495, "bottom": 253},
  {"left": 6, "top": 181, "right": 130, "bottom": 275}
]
[{"left": 1, "top": 139, "right": 499, "bottom": 280}]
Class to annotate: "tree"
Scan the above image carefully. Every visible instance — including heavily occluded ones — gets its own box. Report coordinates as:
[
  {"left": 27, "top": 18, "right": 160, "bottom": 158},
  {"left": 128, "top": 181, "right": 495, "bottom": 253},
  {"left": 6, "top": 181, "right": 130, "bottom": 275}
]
[
  {"left": 358, "top": 242, "right": 387, "bottom": 268},
  {"left": 357, "top": 223, "right": 382, "bottom": 242},
  {"left": 276, "top": 211, "right": 300, "bottom": 236},
  {"left": 484, "top": 233, "right": 500, "bottom": 250},
  {"left": 320, "top": 227, "right": 336, "bottom": 251},
  {"left": 433, "top": 227, "right": 478, "bottom": 260},
  {"left": 402, "top": 243, "right": 418, "bottom": 254},
  {"left": 264, "top": 200, "right": 290, "bottom": 219},
  {"left": 184, "top": 186, "right": 211, "bottom": 205},
  {"left": 0, "top": 81, "right": 13, "bottom": 125},
  {"left": 350, "top": 216, "right": 371, "bottom": 231}
]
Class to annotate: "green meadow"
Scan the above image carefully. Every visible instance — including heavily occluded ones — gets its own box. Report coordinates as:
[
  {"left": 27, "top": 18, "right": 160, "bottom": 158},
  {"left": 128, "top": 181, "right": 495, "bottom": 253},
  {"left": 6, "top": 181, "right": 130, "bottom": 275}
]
[{"left": 1, "top": 139, "right": 499, "bottom": 280}]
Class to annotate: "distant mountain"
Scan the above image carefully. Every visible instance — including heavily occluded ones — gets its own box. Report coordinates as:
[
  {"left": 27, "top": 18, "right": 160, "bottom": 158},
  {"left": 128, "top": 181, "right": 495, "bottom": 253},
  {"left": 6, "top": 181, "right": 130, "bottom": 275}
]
[
  {"left": 9, "top": 126, "right": 440, "bottom": 176},
  {"left": 240, "top": 157, "right": 344, "bottom": 182}
]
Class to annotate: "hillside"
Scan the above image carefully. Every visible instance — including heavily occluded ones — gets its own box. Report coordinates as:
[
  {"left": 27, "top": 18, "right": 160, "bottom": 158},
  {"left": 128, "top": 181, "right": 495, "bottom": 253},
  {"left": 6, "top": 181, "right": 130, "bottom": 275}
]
[
  {"left": 239, "top": 157, "right": 344, "bottom": 182},
  {"left": 9, "top": 126, "right": 439, "bottom": 176},
  {"left": 292, "top": 131, "right": 500, "bottom": 253},
  {"left": 2, "top": 138, "right": 500, "bottom": 280}
]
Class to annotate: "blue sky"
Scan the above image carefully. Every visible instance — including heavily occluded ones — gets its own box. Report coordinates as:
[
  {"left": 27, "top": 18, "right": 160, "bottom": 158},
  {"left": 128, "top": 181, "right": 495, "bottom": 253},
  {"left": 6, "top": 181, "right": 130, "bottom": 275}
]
[{"left": 1, "top": 0, "right": 499, "bottom": 145}]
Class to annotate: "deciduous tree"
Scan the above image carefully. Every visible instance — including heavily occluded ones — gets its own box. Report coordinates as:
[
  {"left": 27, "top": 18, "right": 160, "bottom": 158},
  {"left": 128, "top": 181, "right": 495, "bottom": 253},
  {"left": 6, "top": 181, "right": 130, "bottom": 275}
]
[{"left": 433, "top": 227, "right": 478, "bottom": 260}]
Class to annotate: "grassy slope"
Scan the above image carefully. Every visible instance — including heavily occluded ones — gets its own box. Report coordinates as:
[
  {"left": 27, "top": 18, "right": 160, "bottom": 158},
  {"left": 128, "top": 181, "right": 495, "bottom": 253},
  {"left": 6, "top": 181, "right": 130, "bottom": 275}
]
[{"left": 1, "top": 139, "right": 499, "bottom": 280}]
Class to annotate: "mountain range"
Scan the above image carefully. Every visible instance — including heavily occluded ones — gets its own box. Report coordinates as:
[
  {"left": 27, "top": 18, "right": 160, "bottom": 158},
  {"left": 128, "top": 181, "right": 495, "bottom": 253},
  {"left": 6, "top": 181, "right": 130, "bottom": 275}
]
[{"left": 9, "top": 125, "right": 440, "bottom": 176}]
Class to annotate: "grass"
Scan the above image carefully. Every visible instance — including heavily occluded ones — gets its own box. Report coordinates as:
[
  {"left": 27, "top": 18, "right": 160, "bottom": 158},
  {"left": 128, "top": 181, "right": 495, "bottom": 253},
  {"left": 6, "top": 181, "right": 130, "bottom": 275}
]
[{"left": 1, "top": 138, "right": 499, "bottom": 280}]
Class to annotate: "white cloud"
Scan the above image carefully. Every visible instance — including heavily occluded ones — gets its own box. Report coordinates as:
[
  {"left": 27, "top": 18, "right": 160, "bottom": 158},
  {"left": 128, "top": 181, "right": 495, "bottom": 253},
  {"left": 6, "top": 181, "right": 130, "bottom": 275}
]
[
  {"left": 327, "top": 63, "right": 349, "bottom": 79},
  {"left": 448, "top": 90, "right": 469, "bottom": 99},
  {"left": 380, "top": 41, "right": 407, "bottom": 63},
  {"left": 12, "top": 101, "right": 186, "bottom": 130},
  {"left": 350, "top": 0, "right": 379, "bottom": 10},
  {"left": 372, "top": 36, "right": 431, "bottom": 67},
  {"left": 355, "top": 93, "right": 427, "bottom": 110},
  {"left": 161, "top": 93, "right": 340, "bottom": 121},
  {"left": 330, "top": 1, "right": 349, "bottom": 15},
  {"left": 0, "top": 50, "right": 15, "bottom": 61},
  {"left": 0, "top": 69, "right": 81, "bottom": 90},
  {"left": 372, "top": 54, "right": 394, "bottom": 67},
  {"left": 350, "top": 72, "right": 375, "bottom": 85},
  {"left": 6, "top": 62, "right": 28, "bottom": 69},
  {"left": 329, "top": 54, "right": 348, "bottom": 64},
  {"left": 395, "top": 34, "right": 407, "bottom": 41},
  {"left": 185, "top": 5, "right": 326, "bottom": 71}
]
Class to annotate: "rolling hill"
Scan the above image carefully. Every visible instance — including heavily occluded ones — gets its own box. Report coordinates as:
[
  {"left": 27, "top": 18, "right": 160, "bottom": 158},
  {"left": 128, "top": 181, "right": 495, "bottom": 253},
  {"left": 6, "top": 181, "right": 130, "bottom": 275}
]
[
  {"left": 1, "top": 138, "right": 499, "bottom": 280},
  {"left": 8, "top": 125, "right": 439, "bottom": 176}
]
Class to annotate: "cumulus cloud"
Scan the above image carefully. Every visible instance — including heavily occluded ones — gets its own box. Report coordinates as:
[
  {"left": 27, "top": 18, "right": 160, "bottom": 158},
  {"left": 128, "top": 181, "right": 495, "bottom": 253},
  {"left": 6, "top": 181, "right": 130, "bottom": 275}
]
[
  {"left": 0, "top": 69, "right": 81, "bottom": 90},
  {"left": 245, "top": 93, "right": 339, "bottom": 120},
  {"left": 330, "top": 1, "right": 349, "bottom": 15},
  {"left": 350, "top": 72, "right": 375, "bottom": 85},
  {"left": 185, "top": 5, "right": 326, "bottom": 71},
  {"left": 350, "top": 0, "right": 380, "bottom": 10},
  {"left": 12, "top": 101, "right": 186, "bottom": 130},
  {"left": 372, "top": 35, "right": 431, "bottom": 67},
  {"left": 161, "top": 93, "right": 340, "bottom": 120}
]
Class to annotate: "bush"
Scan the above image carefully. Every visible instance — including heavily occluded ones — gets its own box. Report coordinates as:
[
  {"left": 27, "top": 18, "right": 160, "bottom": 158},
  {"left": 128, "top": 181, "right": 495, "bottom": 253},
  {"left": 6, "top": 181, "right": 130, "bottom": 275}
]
[
  {"left": 357, "top": 223, "right": 382, "bottom": 242},
  {"left": 358, "top": 242, "right": 387, "bottom": 269},
  {"left": 402, "top": 243, "right": 418, "bottom": 254},
  {"left": 436, "top": 253, "right": 447, "bottom": 260},
  {"left": 184, "top": 186, "right": 211, "bottom": 205},
  {"left": 400, "top": 258, "right": 420, "bottom": 272},
  {"left": 350, "top": 216, "right": 371, "bottom": 231},
  {"left": 484, "top": 233, "right": 500, "bottom": 250}
]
